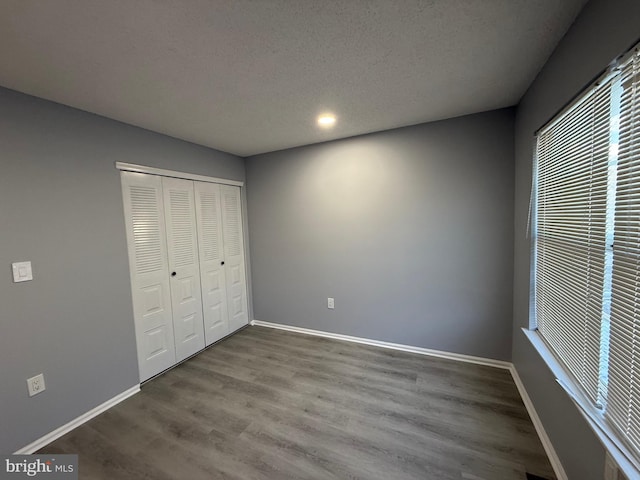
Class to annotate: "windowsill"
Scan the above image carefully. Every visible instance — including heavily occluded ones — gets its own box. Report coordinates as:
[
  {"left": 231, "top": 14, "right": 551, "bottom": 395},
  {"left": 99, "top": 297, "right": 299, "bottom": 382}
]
[{"left": 522, "top": 328, "right": 638, "bottom": 479}]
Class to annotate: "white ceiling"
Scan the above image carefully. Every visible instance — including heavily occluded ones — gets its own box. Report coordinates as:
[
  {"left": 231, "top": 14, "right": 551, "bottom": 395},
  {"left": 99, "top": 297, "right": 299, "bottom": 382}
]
[{"left": 0, "top": 0, "right": 587, "bottom": 157}]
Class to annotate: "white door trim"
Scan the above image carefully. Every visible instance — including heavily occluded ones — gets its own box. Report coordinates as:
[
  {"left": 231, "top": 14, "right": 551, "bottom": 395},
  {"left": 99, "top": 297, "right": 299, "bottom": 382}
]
[{"left": 116, "top": 162, "right": 244, "bottom": 187}]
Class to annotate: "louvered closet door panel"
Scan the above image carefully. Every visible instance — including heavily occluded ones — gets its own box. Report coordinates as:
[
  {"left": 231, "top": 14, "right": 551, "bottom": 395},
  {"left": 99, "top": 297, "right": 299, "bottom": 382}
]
[
  {"left": 195, "top": 181, "right": 230, "bottom": 345},
  {"left": 121, "top": 172, "right": 176, "bottom": 381},
  {"left": 220, "top": 185, "right": 249, "bottom": 332},
  {"left": 162, "top": 177, "right": 205, "bottom": 362}
]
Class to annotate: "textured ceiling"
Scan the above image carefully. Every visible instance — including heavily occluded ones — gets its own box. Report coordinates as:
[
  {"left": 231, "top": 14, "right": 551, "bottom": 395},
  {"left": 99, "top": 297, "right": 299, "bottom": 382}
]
[{"left": 0, "top": 0, "right": 587, "bottom": 157}]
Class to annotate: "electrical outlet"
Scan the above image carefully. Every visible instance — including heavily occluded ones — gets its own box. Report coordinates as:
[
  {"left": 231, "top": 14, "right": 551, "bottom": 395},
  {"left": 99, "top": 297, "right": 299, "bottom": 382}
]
[
  {"left": 327, "top": 297, "right": 335, "bottom": 309},
  {"left": 27, "top": 373, "right": 46, "bottom": 397}
]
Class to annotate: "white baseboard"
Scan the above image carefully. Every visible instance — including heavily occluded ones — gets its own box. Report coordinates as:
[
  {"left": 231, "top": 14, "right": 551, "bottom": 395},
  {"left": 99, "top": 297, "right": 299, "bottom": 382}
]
[
  {"left": 251, "top": 319, "right": 511, "bottom": 369},
  {"left": 14, "top": 385, "right": 140, "bottom": 454},
  {"left": 510, "top": 366, "right": 568, "bottom": 480}
]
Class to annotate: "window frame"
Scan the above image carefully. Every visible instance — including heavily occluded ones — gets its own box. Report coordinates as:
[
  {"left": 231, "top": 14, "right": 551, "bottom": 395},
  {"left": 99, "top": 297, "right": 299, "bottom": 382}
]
[{"left": 528, "top": 40, "right": 640, "bottom": 479}]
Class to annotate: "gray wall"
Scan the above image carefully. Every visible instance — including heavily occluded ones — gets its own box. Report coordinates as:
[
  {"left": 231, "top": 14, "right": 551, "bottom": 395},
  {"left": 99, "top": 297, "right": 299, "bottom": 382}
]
[
  {"left": 246, "top": 109, "right": 515, "bottom": 361},
  {"left": 512, "top": 0, "right": 640, "bottom": 478},
  {"left": 0, "top": 87, "right": 244, "bottom": 454}
]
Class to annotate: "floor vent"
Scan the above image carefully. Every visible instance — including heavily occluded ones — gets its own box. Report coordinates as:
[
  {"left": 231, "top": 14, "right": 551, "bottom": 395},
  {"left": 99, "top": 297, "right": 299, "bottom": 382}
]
[{"left": 526, "top": 474, "right": 552, "bottom": 480}]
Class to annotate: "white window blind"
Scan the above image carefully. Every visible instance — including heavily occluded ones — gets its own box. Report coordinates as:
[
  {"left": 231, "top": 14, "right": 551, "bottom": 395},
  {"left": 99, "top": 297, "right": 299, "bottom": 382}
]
[
  {"left": 608, "top": 49, "right": 640, "bottom": 458},
  {"left": 534, "top": 44, "right": 640, "bottom": 466},
  {"left": 535, "top": 79, "right": 613, "bottom": 404}
]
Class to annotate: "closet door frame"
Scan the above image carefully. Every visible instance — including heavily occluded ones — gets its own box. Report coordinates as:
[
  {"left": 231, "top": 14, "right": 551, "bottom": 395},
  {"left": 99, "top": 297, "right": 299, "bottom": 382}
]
[
  {"left": 117, "top": 162, "right": 250, "bottom": 381},
  {"left": 117, "top": 162, "right": 244, "bottom": 187}
]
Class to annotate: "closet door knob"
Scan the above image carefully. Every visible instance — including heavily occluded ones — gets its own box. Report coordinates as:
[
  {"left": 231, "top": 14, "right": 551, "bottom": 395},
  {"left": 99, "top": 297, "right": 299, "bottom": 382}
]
[
  {"left": 171, "top": 271, "right": 177, "bottom": 277},
  {"left": 220, "top": 261, "right": 225, "bottom": 266}
]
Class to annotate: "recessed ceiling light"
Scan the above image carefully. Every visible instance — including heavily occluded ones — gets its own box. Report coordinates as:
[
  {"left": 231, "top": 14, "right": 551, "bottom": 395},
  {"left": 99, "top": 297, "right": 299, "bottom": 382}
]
[{"left": 317, "top": 114, "right": 336, "bottom": 128}]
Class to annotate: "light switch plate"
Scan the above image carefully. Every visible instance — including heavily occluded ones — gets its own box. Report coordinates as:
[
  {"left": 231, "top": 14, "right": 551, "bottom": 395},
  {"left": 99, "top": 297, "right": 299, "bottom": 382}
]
[{"left": 12, "top": 261, "right": 33, "bottom": 283}]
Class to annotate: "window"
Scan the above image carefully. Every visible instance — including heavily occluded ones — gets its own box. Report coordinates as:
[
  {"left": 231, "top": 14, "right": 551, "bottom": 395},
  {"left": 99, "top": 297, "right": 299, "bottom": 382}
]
[{"left": 533, "top": 44, "right": 640, "bottom": 468}]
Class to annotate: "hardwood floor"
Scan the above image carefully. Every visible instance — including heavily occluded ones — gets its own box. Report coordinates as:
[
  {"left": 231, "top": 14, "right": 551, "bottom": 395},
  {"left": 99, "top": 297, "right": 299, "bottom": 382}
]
[{"left": 40, "top": 326, "right": 556, "bottom": 480}]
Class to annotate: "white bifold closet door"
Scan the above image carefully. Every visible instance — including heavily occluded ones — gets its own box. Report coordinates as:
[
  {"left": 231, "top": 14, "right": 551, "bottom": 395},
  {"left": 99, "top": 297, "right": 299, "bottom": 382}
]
[
  {"left": 121, "top": 170, "right": 248, "bottom": 382},
  {"left": 194, "top": 182, "right": 230, "bottom": 345},
  {"left": 121, "top": 172, "right": 177, "bottom": 381},
  {"left": 162, "top": 177, "right": 206, "bottom": 362},
  {"left": 220, "top": 185, "right": 249, "bottom": 332}
]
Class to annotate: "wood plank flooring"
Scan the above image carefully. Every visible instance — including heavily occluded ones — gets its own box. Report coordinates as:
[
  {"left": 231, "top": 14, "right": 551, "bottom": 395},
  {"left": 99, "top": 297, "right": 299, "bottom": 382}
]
[{"left": 40, "top": 326, "right": 556, "bottom": 480}]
